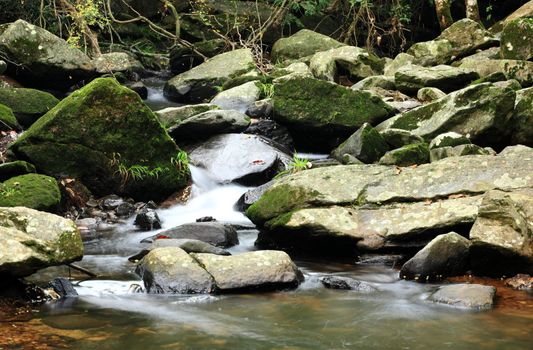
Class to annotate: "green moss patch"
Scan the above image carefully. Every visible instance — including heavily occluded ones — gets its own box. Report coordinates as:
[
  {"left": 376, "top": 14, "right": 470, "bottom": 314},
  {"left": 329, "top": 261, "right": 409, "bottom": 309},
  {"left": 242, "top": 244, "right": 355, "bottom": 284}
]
[{"left": 0, "top": 173, "right": 61, "bottom": 212}]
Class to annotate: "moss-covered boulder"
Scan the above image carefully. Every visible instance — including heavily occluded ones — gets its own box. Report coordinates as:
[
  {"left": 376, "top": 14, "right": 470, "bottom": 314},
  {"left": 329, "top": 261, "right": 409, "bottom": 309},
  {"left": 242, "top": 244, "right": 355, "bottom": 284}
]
[
  {"left": 379, "top": 128, "right": 424, "bottom": 148},
  {"left": 395, "top": 65, "right": 479, "bottom": 94},
  {"left": 459, "top": 58, "right": 533, "bottom": 87},
  {"left": 0, "top": 103, "right": 20, "bottom": 131},
  {"left": 0, "top": 88, "right": 59, "bottom": 127},
  {"left": 378, "top": 142, "right": 429, "bottom": 166},
  {"left": 331, "top": 123, "right": 389, "bottom": 164},
  {"left": 376, "top": 83, "right": 516, "bottom": 147},
  {"left": 309, "top": 46, "right": 385, "bottom": 82},
  {"left": 0, "top": 20, "right": 95, "bottom": 89},
  {"left": 429, "top": 144, "right": 490, "bottom": 162},
  {"left": 0, "top": 206, "right": 83, "bottom": 277},
  {"left": 9, "top": 78, "right": 189, "bottom": 201},
  {"left": 271, "top": 29, "right": 343, "bottom": 63},
  {"left": 272, "top": 76, "right": 395, "bottom": 150},
  {"left": 0, "top": 161, "right": 36, "bottom": 182},
  {"left": 500, "top": 18, "right": 533, "bottom": 61},
  {"left": 0, "top": 174, "right": 60, "bottom": 212},
  {"left": 164, "top": 49, "right": 256, "bottom": 103},
  {"left": 511, "top": 87, "right": 533, "bottom": 146},
  {"left": 407, "top": 39, "right": 454, "bottom": 67}
]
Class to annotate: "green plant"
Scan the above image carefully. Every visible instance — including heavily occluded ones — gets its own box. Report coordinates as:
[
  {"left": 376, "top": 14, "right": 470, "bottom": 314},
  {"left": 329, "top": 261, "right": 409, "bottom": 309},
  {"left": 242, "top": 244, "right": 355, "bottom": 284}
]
[
  {"left": 258, "top": 82, "right": 275, "bottom": 98},
  {"left": 275, "top": 155, "right": 311, "bottom": 179},
  {"left": 110, "top": 152, "right": 166, "bottom": 189},
  {"left": 171, "top": 150, "right": 190, "bottom": 178},
  {"left": 0, "top": 185, "right": 19, "bottom": 198}
]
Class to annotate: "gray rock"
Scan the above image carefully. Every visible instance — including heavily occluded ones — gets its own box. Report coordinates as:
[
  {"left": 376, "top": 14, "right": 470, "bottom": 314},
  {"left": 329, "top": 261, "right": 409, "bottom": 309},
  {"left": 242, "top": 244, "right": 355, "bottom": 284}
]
[
  {"left": 400, "top": 232, "right": 471, "bottom": 281},
  {"left": 271, "top": 29, "right": 343, "bottom": 63},
  {"left": 134, "top": 208, "right": 161, "bottom": 231},
  {"left": 0, "top": 207, "right": 83, "bottom": 277},
  {"left": 136, "top": 247, "right": 215, "bottom": 294},
  {"left": 192, "top": 250, "right": 303, "bottom": 291},
  {"left": 129, "top": 238, "right": 230, "bottom": 262},
  {"left": 188, "top": 134, "right": 291, "bottom": 185},
  {"left": 155, "top": 104, "right": 219, "bottom": 129},
  {"left": 142, "top": 222, "right": 239, "bottom": 247},
  {"left": 395, "top": 65, "right": 479, "bottom": 94},
  {"left": 331, "top": 123, "right": 389, "bottom": 164},
  {"left": 244, "top": 119, "right": 293, "bottom": 150},
  {"left": 429, "top": 144, "right": 490, "bottom": 162},
  {"left": 235, "top": 180, "right": 275, "bottom": 212},
  {"left": 379, "top": 128, "right": 425, "bottom": 148},
  {"left": 459, "top": 59, "right": 533, "bottom": 87},
  {"left": 428, "top": 284, "right": 496, "bottom": 310},
  {"left": 93, "top": 52, "right": 144, "bottom": 74},
  {"left": 164, "top": 49, "right": 256, "bottom": 102},
  {"left": 429, "top": 132, "right": 471, "bottom": 149},
  {"left": 384, "top": 53, "right": 414, "bottom": 76},
  {"left": 351, "top": 75, "right": 396, "bottom": 91},
  {"left": 417, "top": 87, "right": 446, "bottom": 102},
  {"left": 246, "top": 98, "right": 274, "bottom": 119},
  {"left": 320, "top": 276, "right": 377, "bottom": 292},
  {"left": 470, "top": 188, "right": 533, "bottom": 276},
  {"left": 168, "top": 110, "right": 250, "bottom": 142},
  {"left": 210, "top": 81, "right": 261, "bottom": 113}
]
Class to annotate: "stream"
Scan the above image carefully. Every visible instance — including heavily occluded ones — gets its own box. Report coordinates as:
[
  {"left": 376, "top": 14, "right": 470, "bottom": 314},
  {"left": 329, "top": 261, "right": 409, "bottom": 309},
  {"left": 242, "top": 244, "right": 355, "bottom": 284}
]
[{"left": 26, "top": 80, "right": 533, "bottom": 350}]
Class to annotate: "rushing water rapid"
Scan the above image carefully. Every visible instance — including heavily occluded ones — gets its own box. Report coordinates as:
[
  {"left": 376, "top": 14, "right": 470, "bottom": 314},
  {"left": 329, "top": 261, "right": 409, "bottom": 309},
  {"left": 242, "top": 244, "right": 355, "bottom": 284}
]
[{"left": 25, "top": 83, "right": 533, "bottom": 350}]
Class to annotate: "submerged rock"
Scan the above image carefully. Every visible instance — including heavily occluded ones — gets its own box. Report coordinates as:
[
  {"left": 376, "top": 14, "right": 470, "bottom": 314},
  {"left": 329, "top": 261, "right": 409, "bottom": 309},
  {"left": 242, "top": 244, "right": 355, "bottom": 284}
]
[
  {"left": 428, "top": 284, "right": 496, "bottom": 310},
  {"left": 470, "top": 188, "right": 533, "bottom": 276},
  {"left": 0, "top": 207, "right": 83, "bottom": 277},
  {"left": 191, "top": 250, "right": 303, "bottom": 291},
  {"left": 320, "top": 276, "right": 377, "bottom": 292},
  {"left": 9, "top": 78, "right": 189, "bottom": 202},
  {"left": 0, "top": 174, "right": 60, "bottom": 212},
  {"left": 142, "top": 222, "right": 239, "bottom": 248},
  {"left": 400, "top": 232, "right": 471, "bottom": 282},
  {"left": 0, "top": 20, "right": 95, "bottom": 89},
  {"left": 188, "top": 134, "right": 290, "bottom": 185},
  {"left": 0, "top": 88, "right": 59, "bottom": 127},
  {"left": 271, "top": 29, "right": 343, "bottom": 63}
]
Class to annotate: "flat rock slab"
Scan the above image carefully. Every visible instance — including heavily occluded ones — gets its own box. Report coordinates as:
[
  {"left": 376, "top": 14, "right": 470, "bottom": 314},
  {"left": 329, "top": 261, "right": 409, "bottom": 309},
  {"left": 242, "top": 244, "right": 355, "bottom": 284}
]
[
  {"left": 192, "top": 250, "right": 302, "bottom": 291},
  {"left": 395, "top": 65, "right": 479, "bottom": 93},
  {"left": 428, "top": 284, "right": 496, "bottom": 310}
]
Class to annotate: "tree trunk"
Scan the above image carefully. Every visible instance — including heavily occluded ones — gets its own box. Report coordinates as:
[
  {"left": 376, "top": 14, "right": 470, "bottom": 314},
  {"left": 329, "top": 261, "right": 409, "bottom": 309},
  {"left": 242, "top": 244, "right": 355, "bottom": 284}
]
[
  {"left": 434, "top": 0, "right": 454, "bottom": 30},
  {"left": 57, "top": 0, "right": 102, "bottom": 57},
  {"left": 465, "top": 0, "right": 481, "bottom": 23}
]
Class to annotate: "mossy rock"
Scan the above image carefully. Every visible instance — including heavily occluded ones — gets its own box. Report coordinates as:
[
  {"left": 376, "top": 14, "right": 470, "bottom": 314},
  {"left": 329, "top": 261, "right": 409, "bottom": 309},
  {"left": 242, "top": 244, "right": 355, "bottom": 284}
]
[
  {"left": 0, "top": 103, "right": 20, "bottom": 131},
  {"left": 0, "top": 161, "right": 36, "bottom": 182},
  {"left": 378, "top": 142, "right": 429, "bottom": 166},
  {"left": 0, "top": 88, "right": 59, "bottom": 127},
  {"left": 511, "top": 87, "right": 533, "bottom": 146},
  {"left": 417, "top": 87, "right": 446, "bottom": 102},
  {"left": 9, "top": 78, "right": 189, "bottom": 202},
  {"left": 429, "top": 132, "right": 471, "bottom": 149},
  {"left": 500, "top": 18, "right": 533, "bottom": 61},
  {"left": 430, "top": 144, "right": 490, "bottom": 162},
  {"left": 272, "top": 76, "right": 394, "bottom": 150},
  {"left": 271, "top": 29, "right": 343, "bottom": 63},
  {"left": 437, "top": 19, "right": 498, "bottom": 59},
  {"left": 395, "top": 65, "right": 479, "bottom": 94},
  {"left": 0, "top": 173, "right": 60, "bottom": 212},
  {"left": 331, "top": 123, "right": 389, "bottom": 164},
  {"left": 459, "top": 59, "right": 533, "bottom": 87},
  {"left": 0, "top": 60, "right": 6, "bottom": 74}
]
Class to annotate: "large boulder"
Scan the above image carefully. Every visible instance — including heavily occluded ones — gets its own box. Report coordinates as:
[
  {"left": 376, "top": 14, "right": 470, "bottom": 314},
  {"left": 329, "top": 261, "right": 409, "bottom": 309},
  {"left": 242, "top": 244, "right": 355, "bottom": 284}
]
[
  {"left": 428, "top": 284, "right": 496, "bottom": 310},
  {"left": 246, "top": 146, "right": 533, "bottom": 252},
  {"left": 400, "top": 232, "right": 471, "bottom": 282},
  {"left": 210, "top": 81, "right": 261, "bottom": 113},
  {"left": 169, "top": 39, "right": 226, "bottom": 75},
  {"left": 188, "top": 134, "right": 291, "bottom": 185},
  {"left": 500, "top": 18, "right": 533, "bottom": 61},
  {"left": 376, "top": 83, "right": 516, "bottom": 147},
  {"left": 272, "top": 76, "right": 394, "bottom": 150},
  {"left": 164, "top": 49, "right": 256, "bottom": 103},
  {"left": 135, "top": 247, "right": 215, "bottom": 294},
  {"left": 459, "top": 59, "right": 533, "bottom": 87},
  {"left": 0, "top": 103, "right": 19, "bottom": 131},
  {"left": 0, "top": 206, "right": 83, "bottom": 277},
  {"left": 168, "top": 110, "right": 250, "bottom": 142},
  {"left": 9, "top": 78, "right": 189, "bottom": 201},
  {"left": 309, "top": 46, "right": 384, "bottom": 82},
  {"left": 470, "top": 188, "right": 533, "bottom": 276},
  {"left": 191, "top": 250, "right": 302, "bottom": 291},
  {"left": 395, "top": 65, "right": 479, "bottom": 94},
  {"left": 511, "top": 87, "right": 533, "bottom": 146},
  {"left": 0, "top": 88, "right": 59, "bottom": 127},
  {"left": 0, "top": 174, "right": 61, "bottom": 212},
  {"left": 331, "top": 123, "right": 389, "bottom": 164},
  {"left": 142, "top": 222, "right": 239, "bottom": 248},
  {"left": 271, "top": 29, "right": 343, "bottom": 63},
  {"left": 0, "top": 20, "right": 95, "bottom": 89}
]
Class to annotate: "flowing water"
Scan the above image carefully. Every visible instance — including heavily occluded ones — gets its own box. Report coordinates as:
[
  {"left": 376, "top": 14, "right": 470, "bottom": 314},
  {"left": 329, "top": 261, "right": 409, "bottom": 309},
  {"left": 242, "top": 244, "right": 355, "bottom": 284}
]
[{"left": 21, "top": 82, "right": 533, "bottom": 350}]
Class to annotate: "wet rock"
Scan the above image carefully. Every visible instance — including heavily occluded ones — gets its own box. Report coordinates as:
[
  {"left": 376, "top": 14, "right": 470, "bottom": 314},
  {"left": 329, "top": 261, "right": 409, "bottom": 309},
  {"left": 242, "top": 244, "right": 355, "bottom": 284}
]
[
  {"left": 0, "top": 161, "right": 35, "bottom": 182},
  {"left": 0, "top": 103, "right": 20, "bottom": 131},
  {"left": 395, "top": 65, "right": 479, "bottom": 94},
  {"left": 272, "top": 76, "right": 394, "bottom": 151},
  {"left": 142, "top": 222, "right": 238, "bottom": 247},
  {"left": 164, "top": 49, "right": 256, "bottom": 103},
  {"left": 320, "top": 276, "right": 377, "bottom": 292},
  {"left": 379, "top": 128, "right": 424, "bottom": 148},
  {"left": 48, "top": 278, "right": 78, "bottom": 297},
  {"left": 155, "top": 104, "right": 219, "bottom": 129},
  {"left": 125, "top": 81, "right": 148, "bottom": 99},
  {"left": 191, "top": 250, "right": 303, "bottom": 291},
  {"left": 134, "top": 208, "right": 161, "bottom": 231},
  {"left": 0, "top": 20, "right": 95, "bottom": 89},
  {"left": 188, "top": 134, "right": 291, "bottom": 185},
  {"left": 246, "top": 99, "right": 274, "bottom": 119},
  {"left": 115, "top": 202, "right": 135, "bottom": 217},
  {"left": 331, "top": 123, "right": 389, "bottom": 164},
  {"left": 93, "top": 52, "right": 144, "bottom": 75},
  {"left": 376, "top": 83, "right": 516, "bottom": 147},
  {"left": 378, "top": 142, "right": 429, "bottom": 166},
  {"left": 101, "top": 195, "right": 124, "bottom": 210},
  {"left": 135, "top": 247, "right": 215, "bottom": 294},
  {"left": 400, "top": 232, "right": 471, "bottom": 282},
  {"left": 505, "top": 274, "right": 533, "bottom": 291},
  {"left": 500, "top": 18, "right": 533, "bottom": 61},
  {"left": 244, "top": 119, "right": 293, "bottom": 151},
  {"left": 235, "top": 180, "right": 275, "bottom": 212},
  {"left": 0, "top": 207, "right": 83, "bottom": 277},
  {"left": 511, "top": 87, "right": 533, "bottom": 146},
  {"left": 0, "top": 174, "right": 61, "bottom": 212},
  {"left": 470, "top": 188, "right": 533, "bottom": 276},
  {"left": 0, "top": 88, "right": 59, "bottom": 127},
  {"left": 9, "top": 78, "right": 189, "bottom": 202},
  {"left": 428, "top": 284, "right": 496, "bottom": 310},
  {"left": 309, "top": 46, "right": 385, "bottom": 82},
  {"left": 196, "top": 216, "right": 216, "bottom": 222},
  {"left": 210, "top": 81, "right": 261, "bottom": 113},
  {"left": 271, "top": 29, "right": 343, "bottom": 63},
  {"left": 129, "top": 238, "right": 230, "bottom": 262},
  {"left": 168, "top": 110, "right": 250, "bottom": 142}
]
